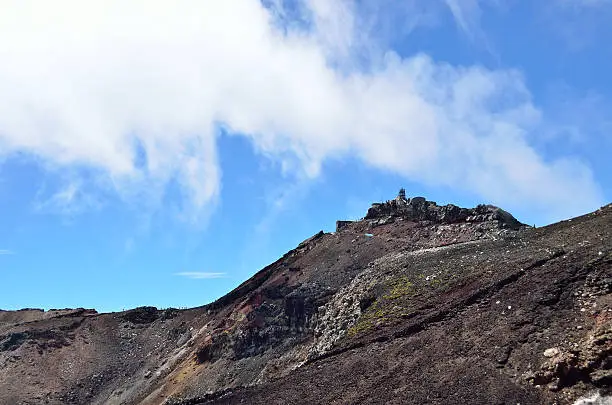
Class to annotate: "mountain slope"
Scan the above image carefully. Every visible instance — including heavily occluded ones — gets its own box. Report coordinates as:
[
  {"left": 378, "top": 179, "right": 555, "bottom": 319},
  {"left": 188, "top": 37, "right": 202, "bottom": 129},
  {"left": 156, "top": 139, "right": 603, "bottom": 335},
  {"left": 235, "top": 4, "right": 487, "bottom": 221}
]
[{"left": 1, "top": 194, "right": 610, "bottom": 405}]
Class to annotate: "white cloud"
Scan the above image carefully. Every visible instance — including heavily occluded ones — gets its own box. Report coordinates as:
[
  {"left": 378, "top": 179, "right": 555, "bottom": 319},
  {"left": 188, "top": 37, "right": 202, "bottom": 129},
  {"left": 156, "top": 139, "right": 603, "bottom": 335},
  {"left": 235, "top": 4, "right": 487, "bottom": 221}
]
[
  {"left": 0, "top": 0, "right": 604, "bottom": 222},
  {"left": 0, "top": 250, "right": 14, "bottom": 255},
  {"left": 174, "top": 272, "right": 227, "bottom": 279}
]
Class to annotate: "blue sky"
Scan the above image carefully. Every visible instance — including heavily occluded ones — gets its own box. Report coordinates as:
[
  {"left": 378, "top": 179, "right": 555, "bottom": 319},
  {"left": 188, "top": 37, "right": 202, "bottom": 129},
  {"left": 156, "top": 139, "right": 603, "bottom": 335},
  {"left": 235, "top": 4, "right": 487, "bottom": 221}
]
[{"left": 0, "top": 0, "right": 611, "bottom": 312}]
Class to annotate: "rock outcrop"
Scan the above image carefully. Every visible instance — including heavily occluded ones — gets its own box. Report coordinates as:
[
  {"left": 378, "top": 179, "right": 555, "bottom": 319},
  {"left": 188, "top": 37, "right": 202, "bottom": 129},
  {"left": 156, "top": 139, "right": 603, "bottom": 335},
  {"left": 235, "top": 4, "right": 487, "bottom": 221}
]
[{"left": 364, "top": 191, "right": 525, "bottom": 231}]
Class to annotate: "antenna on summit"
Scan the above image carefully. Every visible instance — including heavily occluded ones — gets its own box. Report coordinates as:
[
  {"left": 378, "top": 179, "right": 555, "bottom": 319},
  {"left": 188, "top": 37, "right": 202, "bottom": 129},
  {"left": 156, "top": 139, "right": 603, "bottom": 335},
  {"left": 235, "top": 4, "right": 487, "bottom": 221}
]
[{"left": 398, "top": 188, "right": 406, "bottom": 200}]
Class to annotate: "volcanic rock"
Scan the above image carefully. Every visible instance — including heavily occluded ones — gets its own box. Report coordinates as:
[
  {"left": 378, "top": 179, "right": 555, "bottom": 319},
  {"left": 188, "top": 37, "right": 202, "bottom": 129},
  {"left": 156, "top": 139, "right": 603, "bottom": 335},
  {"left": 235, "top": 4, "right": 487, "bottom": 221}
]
[{"left": 0, "top": 194, "right": 610, "bottom": 405}]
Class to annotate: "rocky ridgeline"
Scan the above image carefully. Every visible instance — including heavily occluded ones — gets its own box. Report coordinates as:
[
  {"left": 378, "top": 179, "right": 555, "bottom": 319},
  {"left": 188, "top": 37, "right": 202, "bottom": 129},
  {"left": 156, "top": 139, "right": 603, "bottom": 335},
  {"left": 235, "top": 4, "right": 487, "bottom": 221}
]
[{"left": 338, "top": 190, "right": 526, "bottom": 232}]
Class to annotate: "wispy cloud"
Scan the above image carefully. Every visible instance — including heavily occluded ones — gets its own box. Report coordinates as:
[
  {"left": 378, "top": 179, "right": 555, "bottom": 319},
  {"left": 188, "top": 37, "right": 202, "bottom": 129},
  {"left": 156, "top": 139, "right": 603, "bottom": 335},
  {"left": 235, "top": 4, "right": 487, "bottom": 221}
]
[
  {"left": 34, "top": 178, "right": 102, "bottom": 217},
  {"left": 543, "top": 88, "right": 612, "bottom": 144},
  {"left": 547, "top": 0, "right": 612, "bottom": 50},
  {"left": 0, "top": 249, "right": 14, "bottom": 255},
  {"left": 443, "top": 0, "right": 500, "bottom": 60},
  {"left": 444, "top": 0, "right": 483, "bottom": 40},
  {"left": 174, "top": 272, "right": 226, "bottom": 279}
]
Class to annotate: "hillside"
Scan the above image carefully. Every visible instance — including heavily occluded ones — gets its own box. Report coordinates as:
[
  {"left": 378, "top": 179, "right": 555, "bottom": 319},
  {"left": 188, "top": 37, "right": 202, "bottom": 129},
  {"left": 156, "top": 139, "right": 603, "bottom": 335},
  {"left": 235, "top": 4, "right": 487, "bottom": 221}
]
[{"left": 1, "top": 192, "right": 610, "bottom": 405}]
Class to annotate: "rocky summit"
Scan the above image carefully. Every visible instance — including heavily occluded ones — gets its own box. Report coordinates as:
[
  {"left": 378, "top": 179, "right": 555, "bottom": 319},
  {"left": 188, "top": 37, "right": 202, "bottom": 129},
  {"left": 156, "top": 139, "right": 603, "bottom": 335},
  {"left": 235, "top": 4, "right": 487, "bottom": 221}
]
[{"left": 1, "top": 192, "right": 611, "bottom": 405}]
